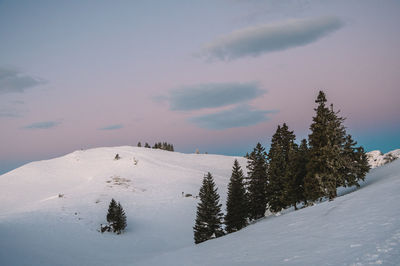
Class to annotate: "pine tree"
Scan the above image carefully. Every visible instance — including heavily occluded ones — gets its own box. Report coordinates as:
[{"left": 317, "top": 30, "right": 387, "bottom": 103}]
[
  {"left": 113, "top": 202, "right": 127, "bottom": 234},
  {"left": 225, "top": 160, "right": 248, "bottom": 233},
  {"left": 107, "top": 198, "right": 118, "bottom": 226},
  {"left": 285, "top": 139, "right": 309, "bottom": 209},
  {"left": 305, "top": 91, "right": 348, "bottom": 201},
  {"left": 137, "top": 142, "right": 142, "bottom": 147},
  {"left": 193, "top": 172, "right": 224, "bottom": 244},
  {"left": 339, "top": 134, "right": 370, "bottom": 188},
  {"left": 246, "top": 143, "right": 268, "bottom": 220},
  {"left": 305, "top": 91, "right": 333, "bottom": 201},
  {"left": 144, "top": 142, "right": 150, "bottom": 148},
  {"left": 267, "top": 124, "right": 296, "bottom": 213}
]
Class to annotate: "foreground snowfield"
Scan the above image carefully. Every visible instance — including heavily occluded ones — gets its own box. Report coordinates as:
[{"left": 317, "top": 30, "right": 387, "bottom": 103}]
[{"left": 0, "top": 146, "right": 399, "bottom": 265}]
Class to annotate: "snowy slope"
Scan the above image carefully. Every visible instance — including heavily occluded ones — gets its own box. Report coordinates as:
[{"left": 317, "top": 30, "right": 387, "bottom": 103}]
[
  {"left": 0, "top": 146, "right": 247, "bottom": 265},
  {"left": 0, "top": 146, "right": 399, "bottom": 265},
  {"left": 367, "top": 149, "right": 400, "bottom": 168},
  {"left": 141, "top": 160, "right": 400, "bottom": 266}
]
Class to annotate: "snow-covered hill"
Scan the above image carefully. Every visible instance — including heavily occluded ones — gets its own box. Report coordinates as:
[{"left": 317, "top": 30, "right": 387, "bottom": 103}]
[
  {"left": 367, "top": 149, "right": 400, "bottom": 168},
  {"left": 0, "top": 146, "right": 399, "bottom": 265},
  {"left": 0, "top": 146, "right": 246, "bottom": 265}
]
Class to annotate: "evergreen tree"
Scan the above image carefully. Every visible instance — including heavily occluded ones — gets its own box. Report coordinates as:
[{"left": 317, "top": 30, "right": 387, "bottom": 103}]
[
  {"left": 267, "top": 124, "right": 296, "bottom": 212},
  {"left": 285, "top": 139, "right": 309, "bottom": 209},
  {"left": 193, "top": 172, "right": 224, "bottom": 244},
  {"left": 305, "top": 91, "right": 333, "bottom": 201},
  {"left": 113, "top": 202, "right": 127, "bottom": 234},
  {"left": 144, "top": 142, "right": 150, "bottom": 148},
  {"left": 246, "top": 143, "right": 268, "bottom": 220},
  {"left": 339, "top": 134, "right": 370, "bottom": 188},
  {"left": 224, "top": 160, "right": 248, "bottom": 233},
  {"left": 137, "top": 142, "right": 142, "bottom": 147},
  {"left": 107, "top": 198, "right": 118, "bottom": 225},
  {"left": 305, "top": 91, "right": 348, "bottom": 201}
]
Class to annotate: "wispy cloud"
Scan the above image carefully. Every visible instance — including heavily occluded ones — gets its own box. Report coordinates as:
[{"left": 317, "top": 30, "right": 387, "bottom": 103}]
[
  {"left": 202, "top": 16, "right": 344, "bottom": 61},
  {"left": 0, "top": 66, "right": 46, "bottom": 94},
  {"left": 99, "top": 124, "right": 123, "bottom": 130},
  {"left": 189, "top": 105, "right": 277, "bottom": 130},
  {"left": 168, "top": 82, "right": 265, "bottom": 111},
  {"left": 0, "top": 108, "right": 21, "bottom": 118},
  {"left": 23, "top": 121, "right": 60, "bottom": 129}
]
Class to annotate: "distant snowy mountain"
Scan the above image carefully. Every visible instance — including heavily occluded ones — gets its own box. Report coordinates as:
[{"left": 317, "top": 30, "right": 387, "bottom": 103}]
[
  {"left": 0, "top": 146, "right": 399, "bottom": 265},
  {"left": 366, "top": 149, "right": 400, "bottom": 168}
]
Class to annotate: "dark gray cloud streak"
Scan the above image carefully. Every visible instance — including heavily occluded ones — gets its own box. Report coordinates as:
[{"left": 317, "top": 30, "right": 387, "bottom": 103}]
[
  {"left": 99, "top": 124, "right": 123, "bottom": 130},
  {"left": 190, "top": 105, "right": 277, "bottom": 130},
  {"left": 169, "top": 82, "right": 265, "bottom": 111},
  {"left": 202, "top": 16, "right": 344, "bottom": 61},
  {"left": 0, "top": 66, "right": 46, "bottom": 94},
  {"left": 23, "top": 121, "right": 60, "bottom": 129}
]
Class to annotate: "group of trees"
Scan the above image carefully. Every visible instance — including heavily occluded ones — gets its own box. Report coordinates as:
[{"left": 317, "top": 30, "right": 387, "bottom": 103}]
[
  {"left": 137, "top": 141, "right": 174, "bottom": 151},
  {"left": 101, "top": 199, "right": 127, "bottom": 234},
  {"left": 193, "top": 91, "right": 370, "bottom": 244}
]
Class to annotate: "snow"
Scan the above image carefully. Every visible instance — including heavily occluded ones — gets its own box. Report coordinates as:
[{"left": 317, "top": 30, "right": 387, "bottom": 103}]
[
  {"left": 0, "top": 146, "right": 399, "bottom": 265},
  {"left": 367, "top": 149, "right": 400, "bottom": 168}
]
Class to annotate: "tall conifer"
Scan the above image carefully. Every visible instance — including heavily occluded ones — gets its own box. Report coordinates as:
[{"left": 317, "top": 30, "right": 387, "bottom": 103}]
[
  {"left": 225, "top": 160, "right": 248, "bottom": 233},
  {"left": 305, "top": 91, "right": 338, "bottom": 201},
  {"left": 267, "top": 123, "right": 297, "bottom": 212},
  {"left": 285, "top": 139, "right": 309, "bottom": 209},
  {"left": 305, "top": 91, "right": 361, "bottom": 201},
  {"left": 246, "top": 143, "right": 268, "bottom": 220}
]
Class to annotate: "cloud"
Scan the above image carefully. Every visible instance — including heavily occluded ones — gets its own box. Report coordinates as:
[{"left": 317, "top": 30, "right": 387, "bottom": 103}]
[
  {"left": 0, "top": 108, "right": 21, "bottom": 118},
  {"left": 202, "top": 16, "right": 344, "bottom": 61},
  {"left": 0, "top": 66, "right": 46, "bottom": 94},
  {"left": 189, "top": 105, "right": 277, "bottom": 130},
  {"left": 99, "top": 124, "right": 123, "bottom": 130},
  {"left": 23, "top": 121, "right": 60, "bottom": 129},
  {"left": 168, "top": 82, "right": 265, "bottom": 111}
]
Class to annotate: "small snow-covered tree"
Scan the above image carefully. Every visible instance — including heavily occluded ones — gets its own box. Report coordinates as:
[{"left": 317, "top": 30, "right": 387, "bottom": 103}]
[
  {"left": 113, "top": 202, "right": 127, "bottom": 234},
  {"left": 104, "top": 199, "right": 127, "bottom": 234},
  {"left": 107, "top": 198, "right": 118, "bottom": 225}
]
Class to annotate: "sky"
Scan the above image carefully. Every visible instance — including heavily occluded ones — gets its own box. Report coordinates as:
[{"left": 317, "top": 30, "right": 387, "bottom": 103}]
[{"left": 1, "top": 0, "right": 400, "bottom": 174}]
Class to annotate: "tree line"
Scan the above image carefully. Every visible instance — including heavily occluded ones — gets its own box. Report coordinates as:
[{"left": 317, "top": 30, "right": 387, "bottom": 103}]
[
  {"left": 137, "top": 141, "right": 174, "bottom": 151},
  {"left": 193, "top": 91, "right": 370, "bottom": 244}
]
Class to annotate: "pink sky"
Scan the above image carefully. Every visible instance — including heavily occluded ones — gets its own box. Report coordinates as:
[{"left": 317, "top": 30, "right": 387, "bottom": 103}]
[{"left": 0, "top": 0, "right": 399, "bottom": 173}]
